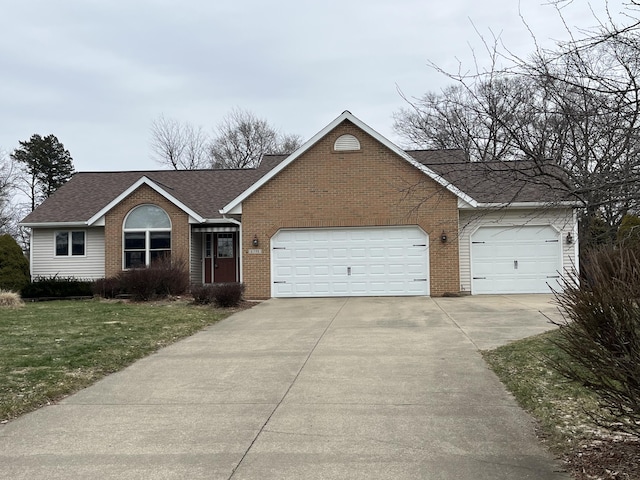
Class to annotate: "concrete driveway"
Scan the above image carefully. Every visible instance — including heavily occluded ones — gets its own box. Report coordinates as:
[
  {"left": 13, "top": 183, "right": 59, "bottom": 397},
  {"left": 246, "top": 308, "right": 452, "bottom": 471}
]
[{"left": 0, "top": 295, "right": 569, "bottom": 479}]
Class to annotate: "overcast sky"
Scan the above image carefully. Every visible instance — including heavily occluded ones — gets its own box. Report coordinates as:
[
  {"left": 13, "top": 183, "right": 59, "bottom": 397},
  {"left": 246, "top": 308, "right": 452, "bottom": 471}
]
[{"left": 0, "top": 0, "right": 630, "bottom": 172}]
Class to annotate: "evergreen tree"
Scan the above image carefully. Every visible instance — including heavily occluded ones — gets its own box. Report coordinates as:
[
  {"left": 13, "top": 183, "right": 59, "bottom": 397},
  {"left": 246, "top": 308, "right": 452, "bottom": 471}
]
[
  {"left": 0, "top": 234, "right": 29, "bottom": 292},
  {"left": 11, "top": 134, "right": 74, "bottom": 210}
]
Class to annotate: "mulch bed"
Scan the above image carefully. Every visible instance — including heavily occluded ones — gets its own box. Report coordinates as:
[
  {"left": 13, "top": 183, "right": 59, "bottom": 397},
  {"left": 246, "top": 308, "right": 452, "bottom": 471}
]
[{"left": 564, "top": 437, "right": 640, "bottom": 479}]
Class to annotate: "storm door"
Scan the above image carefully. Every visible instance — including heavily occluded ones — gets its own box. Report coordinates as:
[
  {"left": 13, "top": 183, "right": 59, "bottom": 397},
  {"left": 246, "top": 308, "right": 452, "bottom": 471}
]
[{"left": 204, "top": 232, "right": 237, "bottom": 283}]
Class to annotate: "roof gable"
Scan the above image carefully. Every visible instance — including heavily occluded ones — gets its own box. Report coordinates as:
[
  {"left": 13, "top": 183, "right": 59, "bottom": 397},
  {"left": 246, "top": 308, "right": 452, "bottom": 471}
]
[
  {"left": 220, "top": 111, "right": 478, "bottom": 214},
  {"left": 86, "top": 176, "right": 204, "bottom": 225},
  {"left": 21, "top": 160, "right": 286, "bottom": 226}
]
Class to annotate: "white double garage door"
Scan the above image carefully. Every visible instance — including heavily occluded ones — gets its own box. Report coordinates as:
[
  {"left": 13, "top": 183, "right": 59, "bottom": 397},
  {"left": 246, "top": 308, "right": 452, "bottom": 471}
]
[
  {"left": 270, "top": 225, "right": 563, "bottom": 297},
  {"left": 271, "top": 227, "right": 429, "bottom": 298}
]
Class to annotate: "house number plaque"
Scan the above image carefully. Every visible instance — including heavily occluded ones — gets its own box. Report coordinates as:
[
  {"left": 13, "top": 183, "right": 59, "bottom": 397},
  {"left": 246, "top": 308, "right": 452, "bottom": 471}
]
[{"left": 248, "top": 248, "right": 262, "bottom": 254}]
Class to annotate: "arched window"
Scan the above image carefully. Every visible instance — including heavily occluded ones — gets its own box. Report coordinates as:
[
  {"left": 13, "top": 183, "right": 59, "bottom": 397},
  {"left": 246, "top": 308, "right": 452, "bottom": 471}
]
[{"left": 123, "top": 205, "right": 171, "bottom": 268}]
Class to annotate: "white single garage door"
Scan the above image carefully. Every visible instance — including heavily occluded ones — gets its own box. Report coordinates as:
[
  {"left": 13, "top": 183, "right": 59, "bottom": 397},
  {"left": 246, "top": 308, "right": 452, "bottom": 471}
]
[
  {"left": 471, "top": 225, "right": 562, "bottom": 294},
  {"left": 271, "top": 227, "right": 429, "bottom": 297}
]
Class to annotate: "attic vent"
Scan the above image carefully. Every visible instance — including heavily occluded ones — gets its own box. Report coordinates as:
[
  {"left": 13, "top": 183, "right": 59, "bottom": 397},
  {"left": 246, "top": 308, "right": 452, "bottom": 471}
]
[{"left": 334, "top": 134, "right": 360, "bottom": 151}]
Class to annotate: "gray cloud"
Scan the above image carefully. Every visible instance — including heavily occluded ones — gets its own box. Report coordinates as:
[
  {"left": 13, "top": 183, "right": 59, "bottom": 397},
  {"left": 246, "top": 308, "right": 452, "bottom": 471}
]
[{"left": 0, "top": 0, "right": 628, "bottom": 171}]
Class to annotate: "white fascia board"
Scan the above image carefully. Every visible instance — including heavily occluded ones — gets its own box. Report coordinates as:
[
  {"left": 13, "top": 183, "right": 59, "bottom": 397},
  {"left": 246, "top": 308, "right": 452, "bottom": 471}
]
[
  {"left": 221, "top": 110, "right": 478, "bottom": 214},
  {"left": 86, "top": 176, "right": 205, "bottom": 226},
  {"left": 19, "top": 221, "right": 89, "bottom": 228},
  {"left": 459, "top": 201, "right": 581, "bottom": 210}
]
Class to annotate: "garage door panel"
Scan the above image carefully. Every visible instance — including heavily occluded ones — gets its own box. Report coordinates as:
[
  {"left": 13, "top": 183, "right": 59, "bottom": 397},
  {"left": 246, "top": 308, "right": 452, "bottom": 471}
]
[
  {"left": 295, "top": 265, "right": 311, "bottom": 276},
  {"left": 471, "top": 226, "right": 561, "bottom": 294},
  {"left": 272, "top": 227, "right": 429, "bottom": 297}
]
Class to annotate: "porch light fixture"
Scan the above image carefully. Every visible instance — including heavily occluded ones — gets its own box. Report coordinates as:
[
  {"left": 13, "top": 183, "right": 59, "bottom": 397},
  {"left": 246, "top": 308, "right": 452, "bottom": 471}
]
[
  {"left": 252, "top": 235, "right": 259, "bottom": 247},
  {"left": 566, "top": 232, "right": 574, "bottom": 245},
  {"left": 440, "top": 230, "right": 447, "bottom": 243}
]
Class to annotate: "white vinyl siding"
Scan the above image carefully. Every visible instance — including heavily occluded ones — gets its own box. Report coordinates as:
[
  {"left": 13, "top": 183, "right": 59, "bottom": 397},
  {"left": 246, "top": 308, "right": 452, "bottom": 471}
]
[
  {"left": 31, "top": 228, "right": 105, "bottom": 279},
  {"left": 190, "top": 230, "right": 203, "bottom": 284},
  {"left": 458, "top": 209, "right": 577, "bottom": 294}
]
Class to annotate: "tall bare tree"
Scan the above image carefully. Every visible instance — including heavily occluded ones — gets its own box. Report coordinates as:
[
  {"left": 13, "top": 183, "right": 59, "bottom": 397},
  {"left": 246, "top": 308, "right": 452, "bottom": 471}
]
[
  {"left": 394, "top": 2, "right": 640, "bottom": 247},
  {"left": 0, "top": 152, "right": 16, "bottom": 234},
  {"left": 150, "top": 115, "right": 210, "bottom": 170},
  {"left": 210, "top": 108, "right": 303, "bottom": 169}
]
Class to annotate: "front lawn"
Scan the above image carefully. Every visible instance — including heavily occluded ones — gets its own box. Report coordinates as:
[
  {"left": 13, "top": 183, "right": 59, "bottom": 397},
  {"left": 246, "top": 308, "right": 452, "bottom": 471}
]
[
  {"left": 0, "top": 299, "right": 229, "bottom": 422},
  {"left": 483, "top": 330, "right": 640, "bottom": 480}
]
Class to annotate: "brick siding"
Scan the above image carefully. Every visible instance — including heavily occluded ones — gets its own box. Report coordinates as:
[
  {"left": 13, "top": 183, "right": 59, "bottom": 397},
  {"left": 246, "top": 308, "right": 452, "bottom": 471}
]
[
  {"left": 103, "top": 184, "right": 190, "bottom": 278},
  {"left": 241, "top": 121, "right": 460, "bottom": 298}
]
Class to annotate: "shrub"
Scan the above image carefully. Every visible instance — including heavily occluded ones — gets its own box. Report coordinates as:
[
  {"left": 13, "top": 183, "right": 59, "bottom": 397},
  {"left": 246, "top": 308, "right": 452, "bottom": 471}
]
[
  {"left": 0, "top": 234, "right": 30, "bottom": 292},
  {"left": 91, "top": 277, "right": 123, "bottom": 299},
  {"left": 116, "top": 256, "right": 190, "bottom": 301},
  {"left": 552, "top": 245, "right": 640, "bottom": 438},
  {"left": 21, "top": 276, "right": 93, "bottom": 299},
  {"left": 210, "top": 282, "right": 245, "bottom": 308},
  {"left": 0, "top": 289, "right": 24, "bottom": 308},
  {"left": 191, "top": 284, "right": 216, "bottom": 305}
]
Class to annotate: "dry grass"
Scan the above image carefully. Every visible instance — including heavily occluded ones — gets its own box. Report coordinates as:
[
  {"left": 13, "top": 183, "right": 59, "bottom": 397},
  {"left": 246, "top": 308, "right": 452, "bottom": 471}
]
[
  {"left": 0, "top": 290, "right": 24, "bottom": 308},
  {"left": 483, "top": 330, "right": 640, "bottom": 479}
]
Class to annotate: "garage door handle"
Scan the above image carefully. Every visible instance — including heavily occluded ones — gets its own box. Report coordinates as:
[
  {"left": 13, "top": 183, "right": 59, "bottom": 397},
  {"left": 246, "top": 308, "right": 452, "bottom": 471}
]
[
  {"left": 347, "top": 267, "right": 351, "bottom": 276},
  {"left": 514, "top": 260, "right": 518, "bottom": 269}
]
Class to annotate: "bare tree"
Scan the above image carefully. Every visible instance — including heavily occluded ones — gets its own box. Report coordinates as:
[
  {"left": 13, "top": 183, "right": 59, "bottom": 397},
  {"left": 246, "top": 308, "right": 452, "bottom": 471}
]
[
  {"left": 394, "top": 2, "right": 640, "bottom": 247},
  {"left": 210, "top": 108, "right": 303, "bottom": 169},
  {"left": 0, "top": 151, "right": 16, "bottom": 234},
  {"left": 150, "top": 115, "right": 211, "bottom": 170}
]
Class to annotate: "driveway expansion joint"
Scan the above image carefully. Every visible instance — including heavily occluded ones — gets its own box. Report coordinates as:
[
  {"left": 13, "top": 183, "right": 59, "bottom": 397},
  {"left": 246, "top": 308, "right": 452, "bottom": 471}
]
[{"left": 227, "top": 297, "right": 350, "bottom": 479}]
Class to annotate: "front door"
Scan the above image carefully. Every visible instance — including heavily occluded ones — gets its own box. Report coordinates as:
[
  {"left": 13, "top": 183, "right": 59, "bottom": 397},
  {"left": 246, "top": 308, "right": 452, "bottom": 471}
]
[{"left": 204, "top": 233, "right": 237, "bottom": 283}]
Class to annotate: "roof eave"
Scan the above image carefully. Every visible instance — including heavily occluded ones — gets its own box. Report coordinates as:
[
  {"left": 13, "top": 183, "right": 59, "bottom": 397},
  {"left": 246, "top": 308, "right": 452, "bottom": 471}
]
[
  {"left": 460, "top": 201, "right": 581, "bottom": 210},
  {"left": 19, "top": 221, "right": 89, "bottom": 228}
]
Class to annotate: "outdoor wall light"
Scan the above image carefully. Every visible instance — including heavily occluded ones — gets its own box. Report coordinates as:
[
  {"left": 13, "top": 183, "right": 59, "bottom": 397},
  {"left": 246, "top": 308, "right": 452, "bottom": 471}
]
[
  {"left": 566, "top": 232, "right": 574, "bottom": 245},
  {"left": 440, "top": 230, "right": 448, "bottom": 243},
  {"left": 252, "top": 235, "right": 259, "bottom": 247}
]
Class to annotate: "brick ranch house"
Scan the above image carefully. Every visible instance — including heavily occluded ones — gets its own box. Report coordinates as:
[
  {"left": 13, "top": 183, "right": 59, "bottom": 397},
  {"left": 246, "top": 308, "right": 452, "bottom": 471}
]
[{"left": 21, "top": 111, "right": 579, "bottom": 298}]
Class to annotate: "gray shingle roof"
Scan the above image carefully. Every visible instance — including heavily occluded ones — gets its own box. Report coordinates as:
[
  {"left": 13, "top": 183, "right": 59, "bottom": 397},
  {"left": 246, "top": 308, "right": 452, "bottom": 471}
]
[
  {"left": 407, "top": 150, "right": 573, "bottom": 204},
  {"left": 22, "top": 149, "right": 573, "bottom": 225},
  {"left": 21, "top": 155, "right": 287, "bottom": 224}
]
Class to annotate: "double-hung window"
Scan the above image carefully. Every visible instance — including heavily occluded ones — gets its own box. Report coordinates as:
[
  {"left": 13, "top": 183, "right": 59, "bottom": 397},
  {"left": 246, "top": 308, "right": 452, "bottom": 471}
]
[
  {"left": 123, "top": 205, "right": 171, "bottom": 268},
  {"left": 55, "top": 231, "right": 85, "bottom": 256}
]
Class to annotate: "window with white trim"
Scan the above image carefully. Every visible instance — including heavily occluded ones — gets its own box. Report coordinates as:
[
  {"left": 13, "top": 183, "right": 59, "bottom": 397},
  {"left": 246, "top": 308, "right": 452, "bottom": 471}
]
[
  {"left": 123, "top": 205, "right": 171, "bottom": 268},
  {"left": 55, "top": 231, "right": 85, "bottom": 256}
]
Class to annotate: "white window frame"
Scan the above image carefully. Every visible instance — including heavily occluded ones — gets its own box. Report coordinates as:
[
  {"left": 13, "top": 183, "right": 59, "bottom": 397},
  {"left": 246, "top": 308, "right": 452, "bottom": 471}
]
[
  {"left": 54, "top": 230, "right": 86, "bottom": 257},
  {"left": 122, "top": 205, "right": 172, "bottom": 269}
]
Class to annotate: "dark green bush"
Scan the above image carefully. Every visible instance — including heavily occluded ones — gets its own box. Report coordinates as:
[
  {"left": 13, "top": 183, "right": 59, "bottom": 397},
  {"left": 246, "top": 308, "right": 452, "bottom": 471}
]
[
  {"left": 210, "top": 282, "right": 245, "bottom": 308},
  {"left": 552, "top": 245, "right": 640, "bottom": 438},
  {"left": 22, "top": 276, "right": 93, "bottom": 299},
  {"left": 0, "top": 234, "right": 29, "bottom": 292}
]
